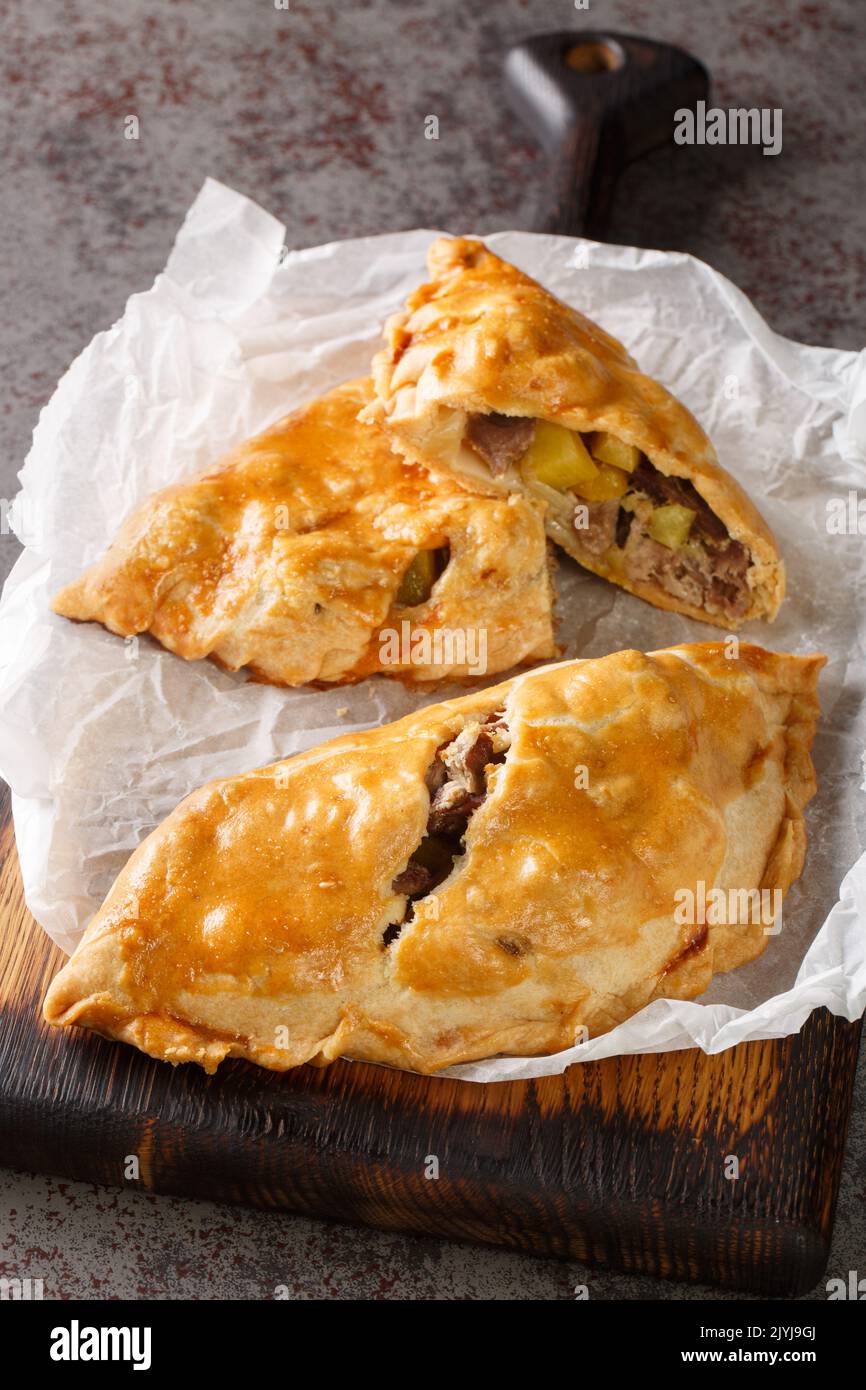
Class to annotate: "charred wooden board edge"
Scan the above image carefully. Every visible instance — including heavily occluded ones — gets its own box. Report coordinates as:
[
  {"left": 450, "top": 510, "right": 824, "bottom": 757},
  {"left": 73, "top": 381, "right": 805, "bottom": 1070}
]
[
  {"left": 0, "top": 1094, "right": 840, "bottom": 1297},
  {"left": 0, "top": 782, "right": 862, "bottom": 1297}
]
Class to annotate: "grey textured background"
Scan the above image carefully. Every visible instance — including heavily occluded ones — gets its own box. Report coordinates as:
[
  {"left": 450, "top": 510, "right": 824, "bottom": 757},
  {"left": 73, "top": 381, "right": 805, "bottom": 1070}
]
[{"left": 1, "top": 0, "right": 864, "bottom": 1299}]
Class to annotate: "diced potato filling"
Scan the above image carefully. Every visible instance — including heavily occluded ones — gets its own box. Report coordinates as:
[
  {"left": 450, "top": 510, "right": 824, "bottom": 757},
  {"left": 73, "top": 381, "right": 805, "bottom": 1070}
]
[
  {"left": 493, "top": 419, "right": 705, "bottom": 556},
  {"left": 521, "top": 421, "right": 598, "bottom": 490},
  {"left": 521, "top": 424, "right": 636, "bottom": 502},
  {"left": 647, "top": 504, "right": 695, "bottom": 550},
  {"left": 459, "top": 414, "right": 747, "bottom": 615},
  {"left": 588, "top": 431, "right": 640, "bottom": 473},
  {"left": 575, "top": 462, "right": 630, "bottom": 502}
]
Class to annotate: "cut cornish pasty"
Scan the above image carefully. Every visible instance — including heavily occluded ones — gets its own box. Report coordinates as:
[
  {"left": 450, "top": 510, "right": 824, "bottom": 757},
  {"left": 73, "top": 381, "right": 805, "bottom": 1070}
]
[
  {"left": 44, "top": 642, "right": 822, "bottom": 1075},
  {"left": 51, "top": 378, "right": 555, "bottom": 685},
  {"left": 362, "top": 238, "right": 785, "bottom": 628}
]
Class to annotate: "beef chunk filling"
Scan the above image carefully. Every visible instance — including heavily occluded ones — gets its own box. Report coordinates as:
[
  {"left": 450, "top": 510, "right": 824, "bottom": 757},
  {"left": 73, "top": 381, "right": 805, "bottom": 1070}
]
[
  {"left": 466, "top": 413, "right": 536, "bottom": 477},
  {"left": 630, "top": 458, "right": 728, "bottom": 543},
  {"left": 387, "top": 711, "right": 511, "bottom": 944},
  {"left": 615, "top": 505, "right": 633, "bottom": 549},
  {"left": 574, "top": 499, "right": 621, "bottom": 556},
  {"left": 614, "top": 459, "right": 751, "bottom": 619},
  {"left": 427, "top": 784, "right": 484, "bottom": 837},
  {"left": 624, "top": 530, "right": 709, "bottom": 612},
  {"left": 463, "top": 410, "right": 752, "bottom": 620},
  {"left": 568, "top": 455, "right": 751, "bottom": 621},
  {"left": 622, "top": 514, "right": 750, "bottom": 621},
  {"left": 391, "top": 862, "right": 435, "bottom": 896}
]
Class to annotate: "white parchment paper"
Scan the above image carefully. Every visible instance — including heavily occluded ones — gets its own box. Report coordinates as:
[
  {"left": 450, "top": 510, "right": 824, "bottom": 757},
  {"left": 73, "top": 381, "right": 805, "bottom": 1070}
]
[{"left": 1, "top": 177, "right": 864, "bottom": 1082}]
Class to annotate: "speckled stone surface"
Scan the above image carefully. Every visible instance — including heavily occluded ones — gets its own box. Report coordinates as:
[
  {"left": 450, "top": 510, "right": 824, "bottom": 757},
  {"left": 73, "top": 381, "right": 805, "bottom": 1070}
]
[{"left": 0, "top": 0, "right": 864, "bottom": 1299}]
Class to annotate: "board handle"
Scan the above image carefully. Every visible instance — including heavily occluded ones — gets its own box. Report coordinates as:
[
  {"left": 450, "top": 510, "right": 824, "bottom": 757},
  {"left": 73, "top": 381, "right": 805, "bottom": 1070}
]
[{"left": 505, "top": 31, "right": 709, "bottom": 239}]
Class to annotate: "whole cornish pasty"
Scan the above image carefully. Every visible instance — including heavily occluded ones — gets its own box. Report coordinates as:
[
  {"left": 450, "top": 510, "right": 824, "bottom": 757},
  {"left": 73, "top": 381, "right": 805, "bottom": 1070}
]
[
  {"left": 361, "top": 238, "right": 785, "bottom": 629},
  {"left": 43, "top": 643, "right": 823, "bottom": 1074},
  {"left": 52, "top": 378, "right": 555, "bottom": 685}
]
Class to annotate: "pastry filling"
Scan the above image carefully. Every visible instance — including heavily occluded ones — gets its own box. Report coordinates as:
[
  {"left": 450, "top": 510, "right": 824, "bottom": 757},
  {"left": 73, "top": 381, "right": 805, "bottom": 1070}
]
[
  {"left": 386, "top": 710, "right": 510, "bottom": 945},
  {"left": 465, "top": 413, "right": 536, "bottom": 478},
  {"left": 395, "top": 546, "right": 450, "bottom": 607},
  {"left": 464, "top": 415, "right": 751, "bottom": 620}
]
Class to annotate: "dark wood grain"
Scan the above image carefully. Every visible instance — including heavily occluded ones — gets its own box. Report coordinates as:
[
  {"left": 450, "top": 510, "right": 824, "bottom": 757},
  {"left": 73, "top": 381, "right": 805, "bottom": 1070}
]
[
  {"left": 0, "top": 781, "right": 860, "bottom": 1295},
  {"left": 505, "top": 31, "right": 709, "bottom": 238}
]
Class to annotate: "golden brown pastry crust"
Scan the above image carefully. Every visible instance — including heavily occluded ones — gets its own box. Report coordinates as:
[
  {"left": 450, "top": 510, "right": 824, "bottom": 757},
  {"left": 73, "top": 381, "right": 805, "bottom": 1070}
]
[
  {"left": 44, "top": 642, "right": 823, "bottom": 1075},
  {"left": 52, "top": 379, "right": 555, "bottom": 685},
  {"left": 362, "top": 238, "right": 785, "bottom": 627}
]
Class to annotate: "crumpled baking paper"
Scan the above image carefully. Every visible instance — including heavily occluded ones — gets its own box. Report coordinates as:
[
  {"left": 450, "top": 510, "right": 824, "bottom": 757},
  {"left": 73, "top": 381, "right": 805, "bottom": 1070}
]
[{"left": 1, "top": 177, "right": 864, "bottom": 1083}]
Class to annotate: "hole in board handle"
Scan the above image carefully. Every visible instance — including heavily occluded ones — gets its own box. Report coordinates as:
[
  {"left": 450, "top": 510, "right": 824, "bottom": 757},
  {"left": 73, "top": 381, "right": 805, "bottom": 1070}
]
[{"left": 564, "top": 40, "right": 624, "bottom": 75}]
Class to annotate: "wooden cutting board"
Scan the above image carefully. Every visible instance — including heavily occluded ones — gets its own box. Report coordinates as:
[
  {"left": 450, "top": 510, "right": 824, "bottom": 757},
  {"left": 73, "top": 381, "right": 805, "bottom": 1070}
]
[{"left": 0, "top": 783, "right": 861, "bottom": 1297}]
